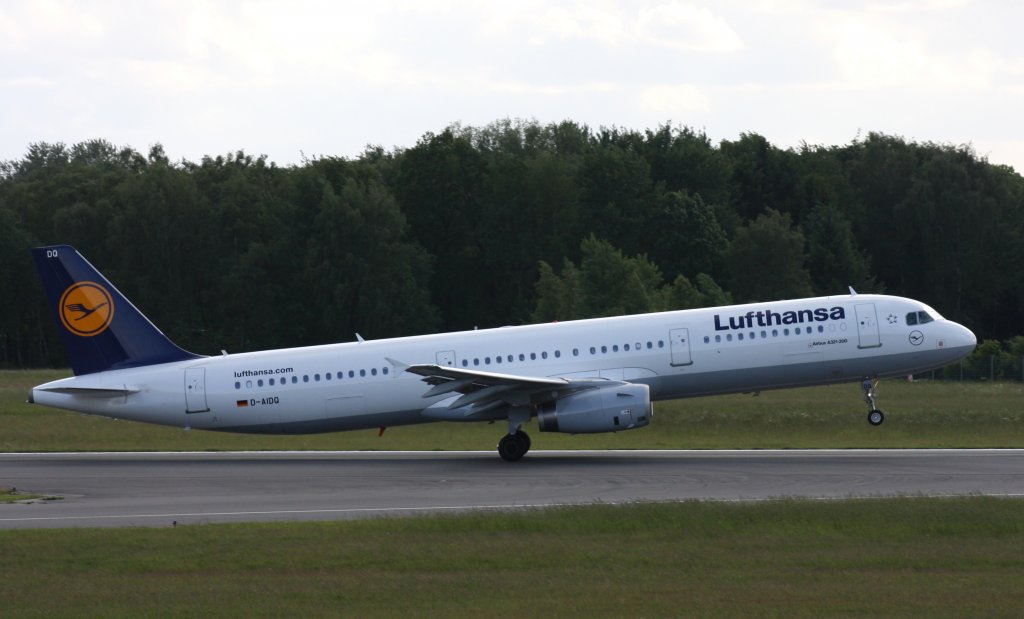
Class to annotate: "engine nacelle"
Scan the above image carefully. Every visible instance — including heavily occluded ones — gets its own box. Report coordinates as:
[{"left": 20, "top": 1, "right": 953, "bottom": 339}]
[{"left": 537, "top": 383, "right": 652, "bottom": 434}]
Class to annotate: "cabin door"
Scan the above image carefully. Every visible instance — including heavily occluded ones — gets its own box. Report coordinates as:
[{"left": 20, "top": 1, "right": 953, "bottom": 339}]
[
  {"left": 184, "top": 367, "right": 210, "bottom": 413},
  {"left": 669, "top": 328, "right": 693, "bottom": 366},
  {"left": 855, "top": 304, "right": 881, "bottom": 349}
]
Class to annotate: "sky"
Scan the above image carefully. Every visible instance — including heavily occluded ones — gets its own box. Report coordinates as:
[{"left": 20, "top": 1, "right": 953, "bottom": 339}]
[{"left": 2, "top": 0, "right": 1022, "bottom": 171}]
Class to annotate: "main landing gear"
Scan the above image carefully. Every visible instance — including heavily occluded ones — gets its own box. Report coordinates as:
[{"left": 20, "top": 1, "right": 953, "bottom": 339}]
[
  {"left": 498, "top": 430, "right": 531, "bottom": 462},
  {"left": 497, "top": 407, "right": 533, "bottom": 462},
  {"left": 862, "top": 378, "right": 885, "bottom": 426}
]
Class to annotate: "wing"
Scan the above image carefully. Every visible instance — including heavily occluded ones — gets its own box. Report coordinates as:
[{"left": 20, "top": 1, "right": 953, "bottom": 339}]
[{"left": 400, "top": 362, "right": 613, "bottom": 420}]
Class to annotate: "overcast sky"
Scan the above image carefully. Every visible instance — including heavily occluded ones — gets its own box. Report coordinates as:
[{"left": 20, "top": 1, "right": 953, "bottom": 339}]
[{"left": 2, "top": 0, "right": 1022, "bottom": 171}]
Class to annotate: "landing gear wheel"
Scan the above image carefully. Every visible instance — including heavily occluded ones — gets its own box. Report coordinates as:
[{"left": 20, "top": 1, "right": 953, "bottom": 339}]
[
  {"left": 861, "top": 378, "right": 885, "bottom": 427},
  {"left": 498, "top": 432, "right": 530, "bottom": 462}
]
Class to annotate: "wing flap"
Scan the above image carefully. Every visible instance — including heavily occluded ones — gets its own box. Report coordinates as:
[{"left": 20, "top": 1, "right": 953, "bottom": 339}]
[{"left": 404, "top": 363, "right": 614, "bottom": 416}]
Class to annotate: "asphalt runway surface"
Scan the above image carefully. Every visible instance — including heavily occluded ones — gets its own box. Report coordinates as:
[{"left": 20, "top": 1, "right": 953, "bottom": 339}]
[{"left": 2, "top": 450, "right": 1023, "bottom": 529}]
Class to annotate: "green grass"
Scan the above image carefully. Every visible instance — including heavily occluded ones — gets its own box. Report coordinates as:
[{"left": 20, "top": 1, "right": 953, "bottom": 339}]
[
  {"left": 1, "top": 497, "right": 1023, "bottom": 618},
  {"left": 4, "top": 370, "right": 1024, "bottom": 451},
  {"left": 0, "top": 487, "right": 44, "bottom": 503}
]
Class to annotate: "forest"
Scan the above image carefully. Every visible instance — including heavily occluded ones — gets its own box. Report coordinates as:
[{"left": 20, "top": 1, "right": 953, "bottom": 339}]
[{"left": 1, "top": 120, "right": 1023, "bottom": 373}]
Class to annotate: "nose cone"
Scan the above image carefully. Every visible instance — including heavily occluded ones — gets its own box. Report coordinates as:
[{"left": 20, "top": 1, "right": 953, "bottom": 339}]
[
  {"left": 958, "top": 323, "right": 978, "bottom": 351},
  {"left": 948, "top": 321, "right": 977, "bottom": 358}
]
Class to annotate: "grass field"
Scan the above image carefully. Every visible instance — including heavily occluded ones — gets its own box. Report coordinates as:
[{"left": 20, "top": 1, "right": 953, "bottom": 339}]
[
  {"left": 2, "top": 497, "right": 1023, "bottom": 618},
  {"left": 3, "top": 370, "right": 1023, "bottom": 451},
  {"left": 5, "top": 372, "right": 1023, "bottom": 617}
]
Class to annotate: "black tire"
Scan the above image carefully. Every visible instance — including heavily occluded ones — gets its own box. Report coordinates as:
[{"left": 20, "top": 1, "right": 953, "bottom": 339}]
[
  {"left": 868, "top": 409, "right": 885, "bottom": 426},
  {"left": 498, "top": 433, "right": 528, "bottom": 462},
  {"left": 515, "top": 430, "right": 532, "bottom": 452}
]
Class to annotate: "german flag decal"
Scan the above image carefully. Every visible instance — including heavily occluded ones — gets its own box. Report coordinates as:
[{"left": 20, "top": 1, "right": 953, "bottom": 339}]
[{"left": 236, "top": 400, "right": 249, "bottom": 407}]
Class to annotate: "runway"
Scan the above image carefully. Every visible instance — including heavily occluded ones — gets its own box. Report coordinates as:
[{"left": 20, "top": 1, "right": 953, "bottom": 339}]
[{"left": 2, "top": 450, "right": 1023, "bottom": 529}]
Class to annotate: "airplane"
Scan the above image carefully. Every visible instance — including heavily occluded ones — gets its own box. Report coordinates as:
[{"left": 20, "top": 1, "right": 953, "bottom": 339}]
[{"left": 28, "top": 245, "right": 977, "bottom": 461}]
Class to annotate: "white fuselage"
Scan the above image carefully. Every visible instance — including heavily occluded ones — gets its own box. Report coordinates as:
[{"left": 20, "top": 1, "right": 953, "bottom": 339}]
[{"left": 32, "top": 294, "right": 977, "bottom": 434}]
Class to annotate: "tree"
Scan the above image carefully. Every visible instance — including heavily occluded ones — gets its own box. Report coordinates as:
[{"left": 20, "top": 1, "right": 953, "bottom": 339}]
[
  {"left": 724, "top": 209, "right": 813, "bottom": 302},
  {"left": 648, "top": 190, "right": 727, "bottom": 281},
  {"left": 392, "top": 128, "right": 488, "bottom": 330},
  {"left": 803, "top": 203, "right": 879, "bottom": 295}
]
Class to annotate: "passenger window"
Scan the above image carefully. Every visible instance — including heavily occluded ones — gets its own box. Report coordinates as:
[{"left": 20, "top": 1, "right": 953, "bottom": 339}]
[
  {"left": 519, "top": 354, "right": 525, "bottom": 361},
  {"left": 530, "top": 353, "right": 537, "bottom": 360},
  {"left": 314, "top": 374, "right": 320, "bottom": 382},
  {"left": 703, "top": 336, "right": 710, "bottom": 344},
  {"left": 474, "top": 358, "right": 480, "bottom": 366},
  {"left": 485, "top": 357, "right": 491, "bottom": 364},
  {"left": 555, "top": 350, "right": 561, "bottom": 358},
  {"left": 658, "top": 340, "right": 664, "bottom": 348},
  {"left": 784, "top": 329, "right": 790, "bottom": 336},
  {"left": 573, "top": 348, "right": 579, "bottom": 356},
  {"left": 715, "top": 335, "right": 721, "bottom": 343},
  {"left": 612, "top": 345, "right": 619, "bottom": 352},
  {"left": 647, "top": 342, "right": 653, "bottom": 349},
  {"left": 738, "top": 333, "right": 744, "bottom": 341},
  {"left": 371, "top": 368, "right": 377, "bottom": 376},
  {"left": 590, "top": 347, "right": 596, "bottom": 354},
  {"left": 624, "top": 344, "right": 631, "bottom": 351},
  {"left": 360, "top": 369, "right": 366, "bottom": 377},
  {"left": 496, "top": 356, "right": 502, "bottom": 364},
  {"left": 383, "top": 367, "right": 389, "bottom": 375},
  {"left": 772, "top": 329, "right": 778, "bottom": 337},
  {"left": 258, "top": 379, "right": 264, "bottom": 387},
  {"left": 269, "top": 378, "right": 275, "bottom": 386},
  {"left": 246, "top": 380, "right": 253, "bottom": 388},
  {"left": 542, "top": 351, "right": 548, "bottom": 359},
  {"left": 507, "top": 355, "right": 513, "bottom": 362},
  {"left": 601, "top": 346, "right": 607, "bottom": 353},
  {"left": 234, "top": 381, "right": 241, "bottom": 390},
  {"left": 796, "top": 327, "right": 802, "bottom": 335},
  {"left": 761, "top": 331, "right": 767, "bottom": 338},
  {"left": 292, "top": 376, "right": 298, "bottom": 384},
  {"left": 726, "top": 334, "right": 733, "bottom": 342},
  {"left": 303, "top": 375, "right": 309, "bottom": 383},
  {"left": 348, "top": 371, "right": 355, "bottom": 378},
  {"left": 818, "top": 325, "right": 824, "bottom": 333},
  {"left": 462, "top": 360, "right": 468, "bottom": 367}
]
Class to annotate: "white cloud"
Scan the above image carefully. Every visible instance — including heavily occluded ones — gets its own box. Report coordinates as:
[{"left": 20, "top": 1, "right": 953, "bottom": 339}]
[
  {"left": 637, "top": 84, "right": 712, "bottom": 114},
  {"left": 636, "top": 2, "right": 744, "bottom": 52},
  {"left": 0, "top": 0, "right": 1021, "bottom": 172}
]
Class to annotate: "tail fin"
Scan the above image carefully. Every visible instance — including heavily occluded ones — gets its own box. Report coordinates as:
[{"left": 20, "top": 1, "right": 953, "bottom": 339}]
[{"left": 32, "top": 245, "right": 202, "bottom": 375}]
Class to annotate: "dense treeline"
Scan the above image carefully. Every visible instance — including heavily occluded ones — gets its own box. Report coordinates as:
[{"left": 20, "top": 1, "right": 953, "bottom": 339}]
[{"left": 1, "top": 120, "right": 1023, "bottom": 369}]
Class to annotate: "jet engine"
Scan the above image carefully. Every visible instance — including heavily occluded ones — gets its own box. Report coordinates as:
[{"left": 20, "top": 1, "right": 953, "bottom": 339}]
[{"left": 537, "top": 383, "right": 651, "bottom": 434}]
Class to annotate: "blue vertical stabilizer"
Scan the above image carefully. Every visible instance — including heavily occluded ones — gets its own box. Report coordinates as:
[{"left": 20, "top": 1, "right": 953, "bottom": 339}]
[{"left": 32, "top": 245, "right": 202, "bottom": 375}]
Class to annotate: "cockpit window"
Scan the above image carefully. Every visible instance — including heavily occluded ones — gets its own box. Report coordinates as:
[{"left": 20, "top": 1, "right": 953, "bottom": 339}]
[{"left": 906, "top": 311, "right": 934, "bottom": 326}]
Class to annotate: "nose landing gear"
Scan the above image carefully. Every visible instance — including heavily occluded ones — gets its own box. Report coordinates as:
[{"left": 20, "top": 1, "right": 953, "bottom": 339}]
[{"left": 862, "top": 378, "right": 885, "bottom": 426}]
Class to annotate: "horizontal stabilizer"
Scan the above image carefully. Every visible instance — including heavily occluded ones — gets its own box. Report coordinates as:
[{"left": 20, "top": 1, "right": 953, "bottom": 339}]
[{"left": 35, "top": 386, "right": 138, "bottom": 397}]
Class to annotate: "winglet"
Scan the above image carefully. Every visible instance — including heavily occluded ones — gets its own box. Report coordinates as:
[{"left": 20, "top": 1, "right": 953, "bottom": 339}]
[{"left": 848, "top": 286, "right": 858, "bottom": 296}]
